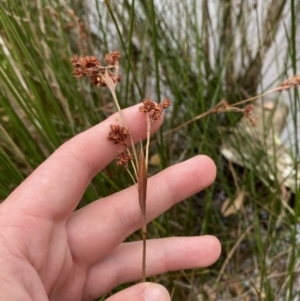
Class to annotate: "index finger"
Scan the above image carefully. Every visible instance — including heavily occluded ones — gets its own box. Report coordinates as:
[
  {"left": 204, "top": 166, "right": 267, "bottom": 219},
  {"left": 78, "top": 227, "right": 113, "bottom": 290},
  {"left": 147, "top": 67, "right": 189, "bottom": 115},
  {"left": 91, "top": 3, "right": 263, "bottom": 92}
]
[{"left": 5, "top": 104, "right": 163, "bottom": 220}]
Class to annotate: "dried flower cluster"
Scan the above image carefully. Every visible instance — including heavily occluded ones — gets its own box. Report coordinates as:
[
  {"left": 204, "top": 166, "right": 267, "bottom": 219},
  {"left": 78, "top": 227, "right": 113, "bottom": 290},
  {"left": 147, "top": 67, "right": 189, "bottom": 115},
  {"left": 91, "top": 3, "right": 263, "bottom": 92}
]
[
  {"left": 214, "top": 100, "right": 229, "bottom": 114},
  {"left": 107, "top": 125, "right": 133, "bottom": 167},
  {"left": 243, "top": 104, "right": 257, "bottom": 126},
  {"left": 104, "top": 52, "right": 121, "bottom": 66},
  {"left": 106, "top": 97, "right": 172, "bottom": 168},
  {"left": 116, "top": 150, "right": 133, "bottom": 168},
  {"left": 279, "top": 75, "right": 300, "bottom": 90},
  {"left": 139, "top": 98, "right": 171, "bottom": 123},
  {"left": 70, "top": 52, "right": 121, "bottom": 87},
  {"left": 107, "top": 124, "right": 130, "bottom": 146},
  {"left": 214, "top": 100, "right": 256, "bottom": 126}
]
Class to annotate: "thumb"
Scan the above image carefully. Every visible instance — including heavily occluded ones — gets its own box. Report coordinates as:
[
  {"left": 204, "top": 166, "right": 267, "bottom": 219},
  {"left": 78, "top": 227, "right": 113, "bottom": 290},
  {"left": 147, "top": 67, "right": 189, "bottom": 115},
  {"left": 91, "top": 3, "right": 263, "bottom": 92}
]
[{"left": 105, "top": 283, "right": 170, "bottom": 301}]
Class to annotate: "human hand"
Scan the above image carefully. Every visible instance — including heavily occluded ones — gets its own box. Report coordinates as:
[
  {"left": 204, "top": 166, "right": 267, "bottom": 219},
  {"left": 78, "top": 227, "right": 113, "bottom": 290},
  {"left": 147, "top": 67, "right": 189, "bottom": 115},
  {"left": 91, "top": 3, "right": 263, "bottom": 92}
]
[{"left": 0, "top": 104, "right": 221, "bottom": 301}]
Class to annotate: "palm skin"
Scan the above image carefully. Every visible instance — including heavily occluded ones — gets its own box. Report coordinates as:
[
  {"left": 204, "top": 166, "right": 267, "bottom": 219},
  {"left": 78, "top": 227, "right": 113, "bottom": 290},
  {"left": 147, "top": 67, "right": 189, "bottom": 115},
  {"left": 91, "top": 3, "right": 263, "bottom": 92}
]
[{"left": 0, "top": 104, "right": 221, "bottom": 301}]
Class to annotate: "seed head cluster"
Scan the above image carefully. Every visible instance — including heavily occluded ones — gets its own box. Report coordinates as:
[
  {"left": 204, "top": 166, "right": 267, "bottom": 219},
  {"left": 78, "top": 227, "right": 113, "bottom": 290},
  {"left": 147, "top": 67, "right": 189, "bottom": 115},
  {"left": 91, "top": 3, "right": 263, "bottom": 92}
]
[
  {"left": 104, "top": 52, "right": 121, "bottom": 66},
  {"left": 116, "top": 150, "right": 133, "bottom": 168},
  {"left": 106, "top": 125, "right": 133, "bottom": 168},
  {"left": 71, "top": 51, "right": 172, "bottom": 169},
  {"left": 70, "top": 52, "right": 121, "bottom": 87},
  {"left": 139, "top": 98, "right": 171, "bottom": 123},
  {"left": 107, "top": 124, "right": 130, "bottom": 146},
  {"left": 279, "top": 75, "right": 300, "bottom": 90},
  {"left": 215, "top": 100, "right": 256, "bottom": 126}
]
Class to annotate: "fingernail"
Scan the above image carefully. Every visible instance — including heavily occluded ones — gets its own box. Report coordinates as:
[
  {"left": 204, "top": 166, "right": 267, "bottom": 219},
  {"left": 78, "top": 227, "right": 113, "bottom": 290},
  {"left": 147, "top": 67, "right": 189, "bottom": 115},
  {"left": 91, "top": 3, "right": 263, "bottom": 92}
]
[{"left": 142, "top": 284, "right": 170, "bottom": 301}]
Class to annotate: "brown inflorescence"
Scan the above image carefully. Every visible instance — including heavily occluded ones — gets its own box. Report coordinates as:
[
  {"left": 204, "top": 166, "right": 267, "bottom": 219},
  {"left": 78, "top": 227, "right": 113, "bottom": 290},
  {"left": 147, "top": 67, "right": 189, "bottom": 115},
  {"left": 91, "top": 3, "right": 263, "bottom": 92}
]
[
  {"left": 71, "top": 55, "right": 101, "bottom": 77},
  {"left": 139, "top": 98, "right": 171, "bottom": 123},
  {"left": 243, "top": 104, "right": 257, "bottom": 126},
  {"left": 107, "top": 125, "right": 133, "bottom": 168},
  {"left": 107, "top": 124, "right": 130, "bottom": 146},
  {"left": 279, "top": 75, "right": 300, "bottom": 90},
  {"left": 243, "top": 104, "right": 254, "bottom": 117},
  {"left": 215, "top": 100, "right": 229, "bottom": 114},
  {"left": 70, "top": 52, "right": 121, "bottom": 87},
  {"left": 116, "top": 150, "right": 133, "bottom": 168},
  {"left": 104, "top": 51, "right": 122, "bottom": 66}
]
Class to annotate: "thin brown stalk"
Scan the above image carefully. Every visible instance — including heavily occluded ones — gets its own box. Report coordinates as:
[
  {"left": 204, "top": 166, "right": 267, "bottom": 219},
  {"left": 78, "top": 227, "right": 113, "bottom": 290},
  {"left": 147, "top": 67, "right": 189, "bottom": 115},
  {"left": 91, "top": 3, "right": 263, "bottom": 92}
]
[
  {"left": 138, "top": 146, "right": 147, "bottom": 282},
  {"left": 142, "top": 115, "right": 152, "bottom": 282},
  {"left": 163, "top": 84, "right": 293, "bottom": 137},
  {"left": 141, "top": 223, "right": 147, "bottom": 283},
  {"left": 163, "top": 107, "right": 216, "bottom": 137}
]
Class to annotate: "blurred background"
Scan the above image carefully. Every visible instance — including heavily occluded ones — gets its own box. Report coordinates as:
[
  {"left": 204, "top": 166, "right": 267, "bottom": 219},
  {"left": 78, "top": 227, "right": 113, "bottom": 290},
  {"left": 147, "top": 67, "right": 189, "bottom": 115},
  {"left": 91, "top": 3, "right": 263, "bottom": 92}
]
[{"left": 1, "top": 1, "right": 300, "bottom": 300}]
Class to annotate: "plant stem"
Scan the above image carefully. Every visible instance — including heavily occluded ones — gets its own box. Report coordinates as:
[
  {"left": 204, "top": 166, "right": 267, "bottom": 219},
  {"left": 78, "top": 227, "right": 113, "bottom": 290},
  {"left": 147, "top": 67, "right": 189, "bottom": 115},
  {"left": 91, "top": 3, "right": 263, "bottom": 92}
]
[
  {"left": 163, "top": 84, "right": 292, "bottom": 137},
  {"left": 138, "top": 147, "right": 147, "bottom": 282},
  {"left": 145, "top": 115, "right": 151, "bottom": 169},
  {"left": 140, "top": 116, "right": 152, "bottom": 282},
  {"left": 142, "top": 221, "right": 147, "bottom": 282}
]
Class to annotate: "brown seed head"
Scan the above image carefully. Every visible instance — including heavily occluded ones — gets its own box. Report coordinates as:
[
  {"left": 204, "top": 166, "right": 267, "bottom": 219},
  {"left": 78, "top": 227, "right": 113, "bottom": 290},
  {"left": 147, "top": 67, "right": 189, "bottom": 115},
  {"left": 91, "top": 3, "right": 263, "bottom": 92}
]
[
  {"left": 70, "top": 53, "right": 122, "bottom": 87},
  {"left": 139, "top": 98, "right": 171, "bottom": 123},
  {"left": 108, "top": 72, "right": 122, "bottom": 84},
  {"left": 279, "top": 75, "right": 300, "bottom": 90},
  {"left": 116, "top": 150, "right": 133, "bottom": 168},
  {"left": 243, "top": 104, "right": 257, "bottom": 126},
  {"left": 161, "top": 98, "right": 171, "bottom": 108},
  {"left": 107, "top": 124, "right": 130, "bottom": 146},
  {"left": 243, "top": 104, "right": 254, "bottom": 117},
  {"left": 91, "top": 74, "right": 106, "bottom": 87},
  {"left": 70, "top": 55, "right": 102, "bottom": 78},
  {"left": 104, "top": 51, "right": 121, "bottom": 66}
]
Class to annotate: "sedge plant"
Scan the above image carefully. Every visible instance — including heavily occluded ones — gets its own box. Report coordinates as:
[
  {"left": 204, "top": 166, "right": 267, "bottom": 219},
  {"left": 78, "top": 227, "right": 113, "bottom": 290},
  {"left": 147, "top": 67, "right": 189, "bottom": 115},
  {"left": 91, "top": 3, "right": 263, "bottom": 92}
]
[
  {"left": 70, "top": 51, "right": 300, "bottom": 289},
  {"left": 2, "top": 1, "right": 300, "bottom": 297},
  {"left": 70, "top": 51, "right": 171, "bottom": 282}
]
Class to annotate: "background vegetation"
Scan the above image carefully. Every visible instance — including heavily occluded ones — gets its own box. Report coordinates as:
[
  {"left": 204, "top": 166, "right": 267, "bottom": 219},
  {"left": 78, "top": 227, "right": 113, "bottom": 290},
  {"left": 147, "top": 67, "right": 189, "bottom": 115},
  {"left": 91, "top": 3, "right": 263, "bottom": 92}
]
[{"left": 1, "top": 0, "right": 300, "bottom": 300}]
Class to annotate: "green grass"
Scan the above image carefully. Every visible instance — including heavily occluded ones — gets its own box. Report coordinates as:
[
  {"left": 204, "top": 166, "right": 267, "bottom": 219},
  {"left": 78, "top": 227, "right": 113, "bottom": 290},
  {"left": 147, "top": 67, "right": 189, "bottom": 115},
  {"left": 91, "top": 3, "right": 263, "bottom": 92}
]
[{"left": 1, "top": 0, "right": 300, "bottom": 300}]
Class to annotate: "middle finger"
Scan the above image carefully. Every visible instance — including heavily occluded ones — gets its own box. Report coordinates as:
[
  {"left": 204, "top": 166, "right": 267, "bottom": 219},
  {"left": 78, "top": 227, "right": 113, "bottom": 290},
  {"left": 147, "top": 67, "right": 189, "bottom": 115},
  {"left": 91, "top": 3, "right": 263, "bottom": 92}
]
[{"left": 66, "top": 155, "right": 216, "bottom": 266}]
